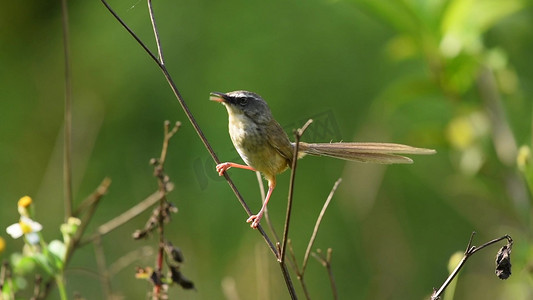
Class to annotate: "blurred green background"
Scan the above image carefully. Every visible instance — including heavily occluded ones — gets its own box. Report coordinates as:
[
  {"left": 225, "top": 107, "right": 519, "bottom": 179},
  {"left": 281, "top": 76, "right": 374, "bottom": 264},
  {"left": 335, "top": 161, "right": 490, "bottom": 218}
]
[{"left": 1, "top": 0, "right": 533, "bottom": 299}]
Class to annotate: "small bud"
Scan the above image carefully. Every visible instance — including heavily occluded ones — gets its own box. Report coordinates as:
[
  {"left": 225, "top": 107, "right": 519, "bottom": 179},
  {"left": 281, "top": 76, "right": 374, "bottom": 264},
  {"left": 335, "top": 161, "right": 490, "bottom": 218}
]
[
  {"left": 18, "top": 196, "right": 32, "bottom": 208},
  {"left": 495, "top": 244, "right": 512, "bottom": 280},
  {"left": 18, "top": 196, "right": 33, "bottom": 217}
]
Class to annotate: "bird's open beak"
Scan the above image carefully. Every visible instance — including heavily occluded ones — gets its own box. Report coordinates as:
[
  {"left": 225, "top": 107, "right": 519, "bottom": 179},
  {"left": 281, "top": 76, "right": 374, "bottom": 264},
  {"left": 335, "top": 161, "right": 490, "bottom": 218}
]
[{"left": 210, "top": 92, "right": 227, "bottom": 103}]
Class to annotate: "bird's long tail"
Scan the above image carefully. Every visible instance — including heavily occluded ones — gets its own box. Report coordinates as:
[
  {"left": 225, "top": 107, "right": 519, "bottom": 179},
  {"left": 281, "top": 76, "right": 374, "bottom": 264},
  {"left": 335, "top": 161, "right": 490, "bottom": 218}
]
[{"left": 295, "top": 142, "right": 436, "bottom": 164}]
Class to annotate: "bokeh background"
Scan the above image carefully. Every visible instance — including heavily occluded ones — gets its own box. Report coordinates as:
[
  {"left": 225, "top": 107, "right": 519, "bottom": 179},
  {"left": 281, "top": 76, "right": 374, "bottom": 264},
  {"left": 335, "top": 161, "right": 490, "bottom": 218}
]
[{"left": 1, "top": 0, "right": 533, "bottom": 299}]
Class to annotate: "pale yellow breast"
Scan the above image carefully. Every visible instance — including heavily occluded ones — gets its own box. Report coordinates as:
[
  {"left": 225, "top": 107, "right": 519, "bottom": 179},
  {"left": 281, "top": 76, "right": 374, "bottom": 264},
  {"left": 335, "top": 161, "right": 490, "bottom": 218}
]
[{"left": 228, "top": 112, "right": 289, "bottom": 180}]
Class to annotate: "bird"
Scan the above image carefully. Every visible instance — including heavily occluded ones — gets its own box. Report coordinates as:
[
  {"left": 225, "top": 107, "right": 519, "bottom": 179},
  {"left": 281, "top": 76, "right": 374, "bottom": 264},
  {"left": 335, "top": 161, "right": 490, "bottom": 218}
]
[{"left": 210, "top": 90, "right": 435, "bottom": 228}]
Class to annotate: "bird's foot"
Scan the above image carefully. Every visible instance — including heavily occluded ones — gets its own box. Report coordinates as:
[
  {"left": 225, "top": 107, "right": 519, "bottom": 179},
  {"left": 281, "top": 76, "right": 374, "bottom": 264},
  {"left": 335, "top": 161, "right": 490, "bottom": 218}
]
[
  {"left": 246, "top": 213, "right": 263, "bottom": 229},
  {"left": 215, "top": 162, "right": 231, "bottom": 176}
]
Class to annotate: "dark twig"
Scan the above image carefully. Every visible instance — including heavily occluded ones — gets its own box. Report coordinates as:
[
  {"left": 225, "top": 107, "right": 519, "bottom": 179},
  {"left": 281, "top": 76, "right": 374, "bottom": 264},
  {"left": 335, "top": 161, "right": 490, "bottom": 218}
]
[
  {"left": 280, "top": 119, "right": 313, "bottom": 264},
  {"left": 431, "top": 232, "right": 513, "bottom": 300},
  {"left": 99, "top": 0, "right": 295, "bottom": 297},
  {"left": 60, "top": 0, "right": 73, "bottom": 221}
]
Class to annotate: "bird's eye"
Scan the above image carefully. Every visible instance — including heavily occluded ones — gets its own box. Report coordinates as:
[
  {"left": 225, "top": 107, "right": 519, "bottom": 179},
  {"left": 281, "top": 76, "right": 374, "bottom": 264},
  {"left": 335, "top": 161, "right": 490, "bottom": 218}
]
[{"left": 239, "top": 98, "right": 248, "bottom": 106}]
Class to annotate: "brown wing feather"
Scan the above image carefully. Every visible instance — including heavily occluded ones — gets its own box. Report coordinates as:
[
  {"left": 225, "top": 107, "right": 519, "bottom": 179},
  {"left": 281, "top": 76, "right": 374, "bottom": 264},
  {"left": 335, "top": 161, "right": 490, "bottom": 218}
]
[{"left": 266, "top": 119, "right": 294, "bottom": 164}]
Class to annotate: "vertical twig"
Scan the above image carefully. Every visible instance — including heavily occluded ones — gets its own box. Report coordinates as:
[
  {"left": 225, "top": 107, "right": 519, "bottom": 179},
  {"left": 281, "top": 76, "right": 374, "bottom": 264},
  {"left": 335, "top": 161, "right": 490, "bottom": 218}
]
[
  {"left": 280, "top": 119, "right": 313, "bottom": 264},
  {"left": 60, "top": 0, "right": 73, "bottom": 221}
]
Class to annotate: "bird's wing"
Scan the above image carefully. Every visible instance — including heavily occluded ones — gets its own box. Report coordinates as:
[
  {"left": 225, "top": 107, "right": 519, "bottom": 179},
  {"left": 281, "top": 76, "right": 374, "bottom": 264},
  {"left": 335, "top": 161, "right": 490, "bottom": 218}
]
[{"left": 266, "top": 119, "right": 294, "bottom": 164}]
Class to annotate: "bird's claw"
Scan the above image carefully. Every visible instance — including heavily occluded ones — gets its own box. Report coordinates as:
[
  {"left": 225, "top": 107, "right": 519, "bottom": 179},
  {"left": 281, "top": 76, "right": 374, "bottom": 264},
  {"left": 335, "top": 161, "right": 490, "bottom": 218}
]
[
  {"left": 215, "top": 162, "right": 231, "bottom": 176},
  {"left": 246, "top": 214, "right": 262, "bottom": 229}
]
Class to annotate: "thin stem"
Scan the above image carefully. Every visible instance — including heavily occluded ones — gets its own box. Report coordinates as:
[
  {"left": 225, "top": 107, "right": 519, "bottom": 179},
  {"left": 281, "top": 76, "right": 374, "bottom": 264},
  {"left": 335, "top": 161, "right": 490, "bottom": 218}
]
[
  {"left": 280, "top": 119, "right": 313, "bottom": 263},
  {"left": 55, "top": 274, "right": 68, "bottom": 300},
  {"left": 147, "top": 0, "right": 164, "bottom": 65},
  {"left": 301, "top": 178, "right": 342, "bottom": 274},
  {"left": 61, "top": 0, "right": 73, "bottom": 221},
  {"left": 431, "top": 232, "right": 513, "bottom": 300},
  {"left": 470, "top": 234, "right": 513, "bottom": 255}
]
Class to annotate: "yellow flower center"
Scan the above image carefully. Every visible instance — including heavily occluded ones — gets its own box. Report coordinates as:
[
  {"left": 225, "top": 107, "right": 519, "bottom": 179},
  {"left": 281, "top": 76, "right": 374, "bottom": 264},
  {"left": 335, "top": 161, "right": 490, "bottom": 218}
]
[
  {"left": 19, "top": 220, "right": 33, "bottom": 234},
  {"left": 18, "top": 196, "right": 33, "bottom": 208}
]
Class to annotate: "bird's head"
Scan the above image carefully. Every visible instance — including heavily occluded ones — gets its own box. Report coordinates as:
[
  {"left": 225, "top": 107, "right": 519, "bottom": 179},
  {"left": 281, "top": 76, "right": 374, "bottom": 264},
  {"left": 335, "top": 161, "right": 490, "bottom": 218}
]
[{"left": 210, "top": 90, "right": 273, "bottom": 124}]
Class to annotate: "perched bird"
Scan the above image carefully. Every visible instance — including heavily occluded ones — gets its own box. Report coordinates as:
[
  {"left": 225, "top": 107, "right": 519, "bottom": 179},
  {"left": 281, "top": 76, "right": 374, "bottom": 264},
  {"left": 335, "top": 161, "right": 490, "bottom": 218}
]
[{"left": 210, "top": 90, "right": 435, "bottom": 228}]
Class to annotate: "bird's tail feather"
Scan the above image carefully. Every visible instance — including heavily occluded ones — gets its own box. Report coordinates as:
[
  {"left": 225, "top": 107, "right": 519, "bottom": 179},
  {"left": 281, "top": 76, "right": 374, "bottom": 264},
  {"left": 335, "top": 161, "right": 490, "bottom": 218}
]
[{"left": 295, "top": 142, "right": 436, "bottom": 164}]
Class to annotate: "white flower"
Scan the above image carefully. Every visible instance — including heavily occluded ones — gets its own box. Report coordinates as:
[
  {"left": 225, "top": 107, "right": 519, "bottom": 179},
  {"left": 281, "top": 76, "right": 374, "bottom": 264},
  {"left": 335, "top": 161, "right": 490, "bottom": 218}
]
[{"left": 6, "top": 216, "right": 43, "bottom": 244}]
